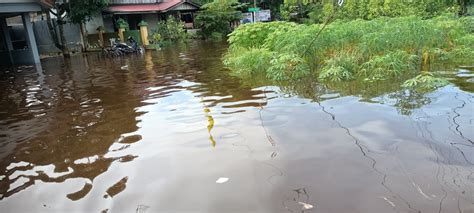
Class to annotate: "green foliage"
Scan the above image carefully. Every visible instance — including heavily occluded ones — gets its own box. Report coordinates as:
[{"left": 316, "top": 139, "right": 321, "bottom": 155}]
[
  {"left": 193, "top": 0, "right": 213, "bottom": 5},
  {"left": 151, "top": 32, "right": 161, "bottom": 43},
  {"left": 195, "top": 0, "right": 243, "bottom": 39},
  {"left": 68, "top": 0, "right": 109, "bottom": 24},
  {"left": 116, "top": 18, "right": 129, "bottom": 30},
  {"left": 319, "top": 52, "right": 358, "bottom": 82},
  {"left": 279, "top": 4, "right": 292, "bottom": 21},
  {"left": 223, "top": 47, "right": 274, "bottom": 76},
  {"left": 295, "top": 0, "right": 462, "bottom": 23},
  {"left": 402, "top": 72, "right": 449, "bottom": 90},
  {"left": 155, "top": 16, "right": 187, "bottom": 42},
  {"left": 319, "top": 66, "right": 354, "bottom": 82},
  {"left": 442, "top": 47, "right": 474, "bottom": 63},
  {"left": 368, "top": 0, "right": 384, "bottom": 19},
  {"left": 284, "top": 0, "right": 314, "bottom": 5},
  {"left": 267, "top": 53, "right": 310, "bottom": 80},
  {"left": 225, "top": 16, "right": 472, "bottom": 84},
  {"left": 223, "top": 48, "right": 310, "bottom": 81},
  {"left": 359, "top": 51, "right": 419, "bottom": 80},
  {"left": 307, "top": 3, "right": 325, "bottom": 23},
  {"left": 228, "top": 22, "right": 297, "bottom": 48},
  {"left": 202, "top": 0, "right": 244, "bottom": 11},
  {"left": 210, "top": 32, "right": 224, "bottom": 41}
]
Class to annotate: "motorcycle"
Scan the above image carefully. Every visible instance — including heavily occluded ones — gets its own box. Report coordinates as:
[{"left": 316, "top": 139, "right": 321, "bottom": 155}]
[{"left": 103, "top": 36, "right": 143, "bottom": 57}]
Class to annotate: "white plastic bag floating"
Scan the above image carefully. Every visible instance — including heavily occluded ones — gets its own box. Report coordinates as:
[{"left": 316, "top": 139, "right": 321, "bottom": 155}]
[
  {"left": 298, "top": 202, "right": 314, "bottom": 210},
  {"left": 215, "top": 177, "right": 229, "bottom": 184}
]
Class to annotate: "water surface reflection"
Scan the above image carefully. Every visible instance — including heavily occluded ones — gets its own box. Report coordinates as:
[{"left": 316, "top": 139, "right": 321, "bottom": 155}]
[{"left": 0, "top": 41, "right": 473, "bottom": 212}]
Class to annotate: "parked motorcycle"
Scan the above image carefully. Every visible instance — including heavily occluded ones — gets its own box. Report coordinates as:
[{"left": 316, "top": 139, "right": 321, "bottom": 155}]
[{"left": 103, "top": 36, "right": 143, "bottom": 57}]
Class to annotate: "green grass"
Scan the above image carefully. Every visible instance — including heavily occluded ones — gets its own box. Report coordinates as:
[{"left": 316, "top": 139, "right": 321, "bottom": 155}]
[{"left": 224, "top": 15, "right": 473, "bottom": 89}]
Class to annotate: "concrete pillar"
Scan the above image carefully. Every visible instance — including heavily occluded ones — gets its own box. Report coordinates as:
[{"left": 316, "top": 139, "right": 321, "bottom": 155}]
[
  {"left": 117, "top": 19, "right": 128, "bottom": 42},
  {"left": 22, "top": 13, "right": 40, "bottom": 64},
  {"left": 97, "top": 27, "right": 104, "bottom": 48},
  {"left": 118, "top": 27, "right": 125, "bottom": 42},
  {"left": 138, "top": 20, "right": 149, "bottom": 46},
  {"left": 1, "top": 17, "right": 14, "bottom": 65}
]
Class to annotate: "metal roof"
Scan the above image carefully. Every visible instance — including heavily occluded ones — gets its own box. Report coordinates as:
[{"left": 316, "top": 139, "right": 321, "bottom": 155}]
[{"left": 105, "top": 0, "right": 199, "bottom": 14}]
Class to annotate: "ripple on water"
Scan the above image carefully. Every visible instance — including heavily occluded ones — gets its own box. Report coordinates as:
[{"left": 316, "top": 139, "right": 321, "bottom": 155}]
[{"left": 0, "top": 44, "right": 473, "bottom": 213}]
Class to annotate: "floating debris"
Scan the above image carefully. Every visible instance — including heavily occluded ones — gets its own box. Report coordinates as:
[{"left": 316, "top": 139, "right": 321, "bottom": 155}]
[
  {"left": 298, "top": 202, "right": 314, "bottom": 210},
  {"left": 121, "top": 65, "right": 129, "bottom": 70},
  {"left": 215, "top": 177, "right": 229, "bottom": 184},
  {"left": 136, "top": 204, "right": 150, "bottom": 213}
]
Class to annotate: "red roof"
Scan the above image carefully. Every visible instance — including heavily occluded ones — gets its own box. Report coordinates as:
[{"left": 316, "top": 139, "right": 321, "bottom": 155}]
[{"left": 105, "top": 0, "right": 193, "bottom": 13}]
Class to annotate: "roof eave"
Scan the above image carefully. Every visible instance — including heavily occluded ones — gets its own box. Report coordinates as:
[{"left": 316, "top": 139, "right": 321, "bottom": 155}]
[{"left": 37, "top": 0, "right": 54, "bottom": 8}]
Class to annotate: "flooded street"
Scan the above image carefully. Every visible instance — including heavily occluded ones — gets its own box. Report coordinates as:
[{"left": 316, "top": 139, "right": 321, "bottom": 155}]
[{"left": 0, "top": 41, "right": 473, "bottom": 212}]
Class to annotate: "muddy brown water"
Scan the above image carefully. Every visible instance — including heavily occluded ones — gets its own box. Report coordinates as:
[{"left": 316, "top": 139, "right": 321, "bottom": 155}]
[{"left": 0, "top": 41, "right": 473, "bottom": 213}]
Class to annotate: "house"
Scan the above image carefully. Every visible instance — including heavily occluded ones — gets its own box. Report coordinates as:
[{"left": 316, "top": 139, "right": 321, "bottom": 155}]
[
  {"left": 86, "top": 0, "right": 201, "bottom": 35},
  {"left": 0, "top": 0, "right": 53, "bottom": 66}
]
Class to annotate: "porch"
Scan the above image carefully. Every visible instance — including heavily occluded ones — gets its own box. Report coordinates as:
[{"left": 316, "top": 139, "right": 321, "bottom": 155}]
[{"left": 0, "top": 0, "right": 52, "bottom": 66}]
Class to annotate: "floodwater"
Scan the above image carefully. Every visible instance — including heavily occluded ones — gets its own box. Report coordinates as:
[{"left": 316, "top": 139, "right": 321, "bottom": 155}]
[{"left": 0, "top": 41, "right": 473, "bottom": 213}]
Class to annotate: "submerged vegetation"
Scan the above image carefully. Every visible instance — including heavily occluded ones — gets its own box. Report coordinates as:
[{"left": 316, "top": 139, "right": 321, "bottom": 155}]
[
  {"left": 402, "top": 72, "right": 450, "bottom": 91},
  {"left": 224, "top": 15, "right": 473, "bottom": 88}
]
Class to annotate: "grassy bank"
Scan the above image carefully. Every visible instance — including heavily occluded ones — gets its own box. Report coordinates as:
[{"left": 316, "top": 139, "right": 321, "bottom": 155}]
[{"left": 223, "top": 15, "right": 473, "bottom": 88}]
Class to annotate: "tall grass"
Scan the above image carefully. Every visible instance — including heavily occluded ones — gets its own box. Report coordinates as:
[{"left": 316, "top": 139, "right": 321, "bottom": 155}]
[{"left": 224, "top": 15, "right": 473, "bottom": 84}]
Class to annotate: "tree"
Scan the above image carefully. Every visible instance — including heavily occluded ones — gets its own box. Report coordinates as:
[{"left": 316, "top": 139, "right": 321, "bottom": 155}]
[
  {"left": 195, "top": 0, "right": 244, "bottom": 39},
  {"left": 68, "top": 0, "right": 109, "bottom": 51},
  {"left": 367, "top": 0, "right": 384, "bottom": 19},
  {"left": 46, "top": 2, "right": 70, "bottom": 57},
  {"left": 45, "top": 0, "right": 109, "bottom": 58},
  {"left": 457, "top": 0, "right": 469, "bottom": 16}
]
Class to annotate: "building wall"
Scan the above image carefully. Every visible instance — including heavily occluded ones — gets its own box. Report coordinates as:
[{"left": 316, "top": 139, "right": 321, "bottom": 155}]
[
  {"left": 103, "top": 15, "right": 115, "bottom": 32},
  {"left": 32, "top": 20, "right": 82, "bottom": 54},
  {"left": 143, "top": 13, "right": 159, "bottom": 32},
  {"left": 0, "top": 0, "right": 38, "bottom": 3},
  {"left": 85, "top": 13, "right": 105, "bottom": 34},
  {"left": 86, "top": 13, "right": 115, "bottom": 33}
]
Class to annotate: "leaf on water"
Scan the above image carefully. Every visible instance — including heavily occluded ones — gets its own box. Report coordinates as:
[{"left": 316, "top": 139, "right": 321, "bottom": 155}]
[
  {"left": 216, "top": 177, "right": 229, "bottom": 184},
  {"left": 298, "top": 202, "right": 314, "bottom": 210}
]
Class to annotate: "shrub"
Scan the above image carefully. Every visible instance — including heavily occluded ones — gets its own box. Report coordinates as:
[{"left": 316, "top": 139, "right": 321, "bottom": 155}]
[
  {"left": 155, "top": 16, "right": 187, "bottom": 42},
  {"left": 402, "top": 72, "right": 449, "bottom": 90},
  {"left": 319, "top": 52, "right": 358, "bottom": 82},
  {"left": 319, "top": 66, "right": 354, "bottom": 82},
  {"left": 359, "top": 51, "right": 419, "bottom": 80},
  {"left": 194, "top": 0, "right": 243, "bottom": 39},
  {"left": 228, "top": 22, "right": 297, "bottom": 49},
  {"left": 225, "top": 16, "right": 473, "bottom": 83},
  {"left": 267, "top": 53, "right": 310, "bottom": 81},
  {"left": 151, "top": 32, "right": 161, "bottom": 43},
  {"left": 210, "top": 32, "right": 223, "bottom": 41},
  {"left": 223, "top": 47, "right": 274, "bottom": 77},
  {"left": 116, "top": 18, "right": 129, "bottom": 30}
]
